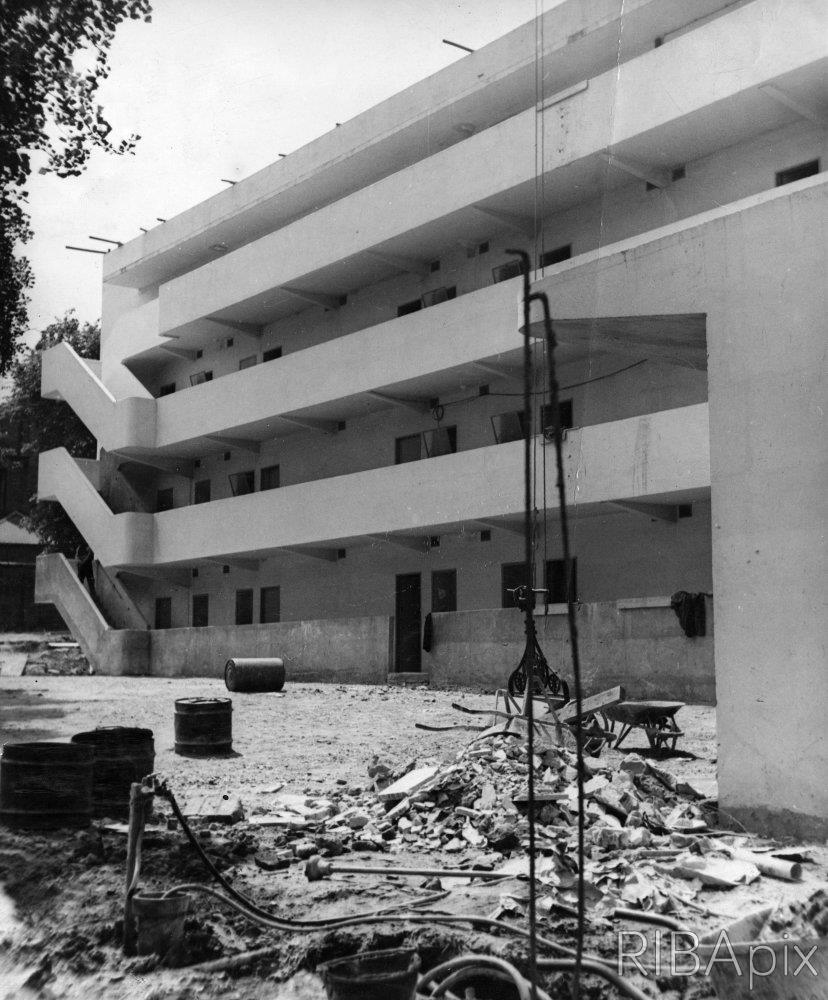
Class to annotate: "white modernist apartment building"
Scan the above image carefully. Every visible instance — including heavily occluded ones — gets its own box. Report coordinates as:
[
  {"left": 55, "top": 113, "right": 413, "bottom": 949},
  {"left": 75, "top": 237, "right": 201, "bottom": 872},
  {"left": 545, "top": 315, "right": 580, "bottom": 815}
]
[{"left": 37, "top": 0, "right": 826, "bottom": 838}]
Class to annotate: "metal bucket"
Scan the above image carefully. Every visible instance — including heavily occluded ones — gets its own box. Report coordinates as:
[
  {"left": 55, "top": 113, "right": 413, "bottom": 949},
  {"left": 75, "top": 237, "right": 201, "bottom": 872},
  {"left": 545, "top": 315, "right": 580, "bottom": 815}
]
[
  {"left": 319, "top": 947, "right": 420, "bottom": 1000},
  {"left": 174, "top": 698, "right": 232, "bottom": 757},
  {"left": 71, "top": 727, "right": 155, "bottom": 816},
  {"left": 132, "top": 890, "right": 191, "bottom": 960},
  {"left": 0, "top": 742, "right": 93, "bottom": 828},
  {"left": 225, "top": 657, "right": 285, "bottom": 693}
]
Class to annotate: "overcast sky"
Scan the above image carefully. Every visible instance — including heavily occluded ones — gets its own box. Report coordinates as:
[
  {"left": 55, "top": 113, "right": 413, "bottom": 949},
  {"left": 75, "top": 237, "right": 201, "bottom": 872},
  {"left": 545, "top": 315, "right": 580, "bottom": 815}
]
[{"left": 22, "top": 0, "right": 544, "bottom": 347}]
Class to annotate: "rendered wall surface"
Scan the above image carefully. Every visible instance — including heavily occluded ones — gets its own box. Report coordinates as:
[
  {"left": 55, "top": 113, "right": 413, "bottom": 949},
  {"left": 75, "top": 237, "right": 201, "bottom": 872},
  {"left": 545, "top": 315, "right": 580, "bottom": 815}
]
[
  {"left": 148, "top": 616, "right": 393, "bottom": 683},
  {"left": 428, "top": 602, "right": 715, "bottom": 703}
]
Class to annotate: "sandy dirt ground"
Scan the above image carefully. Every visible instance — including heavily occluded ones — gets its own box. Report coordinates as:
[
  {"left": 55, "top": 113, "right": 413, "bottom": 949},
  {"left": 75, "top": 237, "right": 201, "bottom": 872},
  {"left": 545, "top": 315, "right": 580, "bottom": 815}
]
[{"left": 0, "top": 665, "right": 825, "bottom": 1000}]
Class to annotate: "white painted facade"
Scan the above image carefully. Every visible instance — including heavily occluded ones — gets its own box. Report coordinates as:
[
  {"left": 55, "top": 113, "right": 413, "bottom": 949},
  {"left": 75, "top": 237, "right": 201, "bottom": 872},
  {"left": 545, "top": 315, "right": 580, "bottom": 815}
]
[{"left": 38, "top": 0, "right": 827, "bottom": 835}]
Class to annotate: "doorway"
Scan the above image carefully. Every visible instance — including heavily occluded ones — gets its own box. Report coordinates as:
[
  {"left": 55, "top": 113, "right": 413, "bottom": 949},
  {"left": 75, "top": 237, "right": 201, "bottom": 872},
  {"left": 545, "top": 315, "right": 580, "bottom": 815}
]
[{"left": 395, "top": 573, "right": 421, "bottom": 672}]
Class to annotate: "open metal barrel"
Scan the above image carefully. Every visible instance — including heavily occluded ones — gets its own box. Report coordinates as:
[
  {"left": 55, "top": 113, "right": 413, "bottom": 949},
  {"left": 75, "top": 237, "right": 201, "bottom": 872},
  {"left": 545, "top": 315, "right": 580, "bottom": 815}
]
[
  {"left": 174, "top": 697, "right": 232, "bottom": 757},
  {"left": 71, "top": 727, "right": 155, "bottom": 816},
  {"left": 225, "top": 657, "right": 285, "bottom": 693},
  {"left": 0, "top": 741, "right": 93, "bottom": 828}
]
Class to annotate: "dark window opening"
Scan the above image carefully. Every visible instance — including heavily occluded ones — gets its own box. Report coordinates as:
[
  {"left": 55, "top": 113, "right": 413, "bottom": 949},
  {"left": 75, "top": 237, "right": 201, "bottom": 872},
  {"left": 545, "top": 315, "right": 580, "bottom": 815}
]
[
  {"left": 239, "top": 354, "right": 257, "bottom": 370},
  {"left": 192, "top": 593, "right": 209, "bottom": 628},
  {"left": 235, "top": 588, "right": 254, "bottom": 626},
  {"left": 189, "top": 370, "right": 213, "bottom": 386},
  {"left": 423, "top": 425, "right": 457, "bottom": 457},
  {"left": 776, "top": 159, "right": 820, "bottom": 187},
  {"left": 337, "top": 548, "right": 347, "bottom": 559},
  {"left": 195, "top": 349, "right": 203, "bottom": 359},
  {"left": 154, "top": 597, "right": 171, "bottom": 630},
  {"left": 263, "top": 346, "right": 283, "bottom": 362},
  {"left": 229, "top": 470, "right": 255, "bottom": 496},
  {"left": 155, "top": 487, "right": 174, "bottom": 512},
  {"left": 541, "top": 399, "right": 574, "bottom": 436},
  {"left": 492, "top": 259, "right": 525, "bottom": 283},
  {"left": 421, "top": 286, "right": 457, "bottom": 308},
  {"left": 478, "top": 241, "right": 489, "bottom": 254},
  {"left": 222, "top": 565, "right": 230, "bottom": 574},
  {"left": 397, "top": 298, "right": 422, "bottom": 317},
  {"left": 545, "top": 557, "right": 577, "bottom": 604},
  {"left": 429, "top": 259, "right": 440, "bottom": 273},
  {"left": 540, "top": 244, "right": 572, "bottom": 268},
  {"left": 480, "top": 529, "right": 491, "bottom": 542},
  {"left": 491, "top": 410, "right": 526, "bottom": 444},
  {"left": 395, "top": 432, "right": 422, "bottom": 464},
  {"left": 501, "top": 562, "right": 527, "bottom": 608},
  {"left": 193, "top": 479, "right": 211, "bottom": 504},
  {"left": 429, "top": 536, "right": 440, "bottom": 548},
  {"left": 224, "top": 451, "right": 231, "bottom": 461},
  {"left": 678, "top": 503, "right": 693, "bottom": 519},
  {"left": 260, "top": 586, "right": 280, "bottom": 624},
  {"left": 158, "top": 382, "right": 176, "bottom": 397},
  {"left": 260, "top": 464, "right": 280, "bottom": 491},
  {"left": 432, "top": 569, "right": 457, "bottom": 613},
  {"left": 192, "top": 568, "right": 198, "bottom": 578},
  {"left": 671, "top": 165, "right": 686, "bottom": 182}
]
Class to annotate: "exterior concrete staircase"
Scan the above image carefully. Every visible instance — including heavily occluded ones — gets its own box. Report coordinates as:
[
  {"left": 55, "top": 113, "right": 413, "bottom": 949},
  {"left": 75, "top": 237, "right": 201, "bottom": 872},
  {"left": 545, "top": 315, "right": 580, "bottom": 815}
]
[{"left": 34, "top": 554, "right": 149, "bottom": 676}]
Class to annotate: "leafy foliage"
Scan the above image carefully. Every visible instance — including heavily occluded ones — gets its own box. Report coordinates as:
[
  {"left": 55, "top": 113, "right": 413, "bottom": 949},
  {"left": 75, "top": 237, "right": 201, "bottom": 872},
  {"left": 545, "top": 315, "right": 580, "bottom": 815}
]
[
  {"left": 0, "top": 312, "right": 100, "bottom": 553},
  {"left": 0, "top": 0, "right": 152, "bottom": 374}
]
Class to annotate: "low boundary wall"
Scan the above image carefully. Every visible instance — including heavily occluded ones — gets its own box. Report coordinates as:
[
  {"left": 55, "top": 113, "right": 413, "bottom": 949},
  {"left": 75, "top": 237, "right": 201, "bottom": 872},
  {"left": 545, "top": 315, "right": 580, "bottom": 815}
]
[
  {"left": 427, "top": 599, "right": 715, "bottom": 703},
  {"left": 148, "top": 615, "right": 394, "bottom": 684}
]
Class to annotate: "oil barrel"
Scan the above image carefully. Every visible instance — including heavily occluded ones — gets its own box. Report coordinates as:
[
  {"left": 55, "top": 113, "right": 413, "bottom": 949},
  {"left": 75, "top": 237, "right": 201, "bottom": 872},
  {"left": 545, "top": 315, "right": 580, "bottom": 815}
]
[
  {"left": 224, "top": 657, "right": 285, "bottom": 693},
  {"left": 174, "top": 698, "right": 232, "bottom": 757},
  {"left": 71, "top": 727, "right": 155, "bottom": 816},
  {"left": 0, "top": 741, "right": 93, "bottom": 828}
]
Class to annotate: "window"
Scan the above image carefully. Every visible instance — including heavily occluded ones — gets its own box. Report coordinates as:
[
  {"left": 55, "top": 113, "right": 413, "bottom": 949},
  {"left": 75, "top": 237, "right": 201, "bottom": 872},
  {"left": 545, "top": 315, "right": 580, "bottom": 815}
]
[
  {"left": 229, "top": 470, "right": 255, "bottom": 496},
  {"left": 478, "top": 241, "right": 489, "bottom": 254},
  {"left": 492, "top": 259, "right": 525, "bottom": 283},
  {"left": 395, "top": 432, "right": 422, "bottom": 464},
  {"left": 545, "top": 557, "right": 577, "bottom": 604},
  {"left": 262, "top": 346, "right": 282, "bottom": 362},
  {"left": 501, "top": 562, "right": 527, "bottom": 608},
  {"left": 423, "top": 425, "right": 457, "bottom": 457},
  {"left": 192, "top": 593, "right": 209, "bottom": 627},
  {"left": 432, "top": 569, "right": 457, "bottom": 613},
  {"left": 158, "top": 382, "right": 176, "bottom": 397},
  {"left": 225, "top": 337, "right": 234, "bottom": 348},
  {"left": 260, "top": 464, "right": 280, "bottom": 491},
  {"left": 397, "top": 298, "right": 422, "bottom": 317},
  {"left": 541, "top": 399, "right": 574, "bottom": 436},
  {"left": 429, "top": 259, "right": 440, "bottom": 273},
  {"left": 421, "top": 286, "right": 457, "bottom": 308},
  {"left": 155, "top": 487, "right": 174, "bottom": 512},
  {"left": 260, "top": 586, "right": 280, "bottom": 624},
  {"left": 193, "top": 479, "right": 211, "bottom": 504},
  {"left": 239, "top": 354, "right": 257, "bottom": 370},
  {"left": 195, "top": 349, "right": 203, "bottom": 359},
  {"left": 491, "top": 410, "right": 526, "bottom": 444},
  {"left": 480, "top": 530, "right": 491, "bottom": 542},
  {"left": 189, "top": 370, "right": 213, "bottom": 386},
  {"left": 540, "top": 244, "right": 572, "bottom": 268},
  {"left": 154, "top": 597, "right": 172, "bottom": 630},
  {"left": 235, "top": 589, "right": 254, "bottom": 626},
  {"left": 678, "top": 503, "right": 693, "bottom": 519},
  {"left": 776, "top": 159, "right": 819, "bottom": 187}
]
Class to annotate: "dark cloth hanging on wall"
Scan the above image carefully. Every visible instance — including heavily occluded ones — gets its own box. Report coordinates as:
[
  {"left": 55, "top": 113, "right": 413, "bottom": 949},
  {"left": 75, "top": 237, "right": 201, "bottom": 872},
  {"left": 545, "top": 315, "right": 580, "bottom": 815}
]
[
  {"left": 422, "top": 612, "right": 434, "bottom": 652},
  {"left": 670, "top": 591, "right": 707, "bottom": 637}
]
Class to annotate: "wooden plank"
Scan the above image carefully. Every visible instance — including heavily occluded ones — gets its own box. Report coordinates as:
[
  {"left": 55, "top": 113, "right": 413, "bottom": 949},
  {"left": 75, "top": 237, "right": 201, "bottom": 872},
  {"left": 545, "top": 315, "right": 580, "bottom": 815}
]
[
  {"left": 377, "top": 765, "right": 439, "bottom": 802},
  {"left": 557, "top": 685, "right": 625, "bottom": 723}
]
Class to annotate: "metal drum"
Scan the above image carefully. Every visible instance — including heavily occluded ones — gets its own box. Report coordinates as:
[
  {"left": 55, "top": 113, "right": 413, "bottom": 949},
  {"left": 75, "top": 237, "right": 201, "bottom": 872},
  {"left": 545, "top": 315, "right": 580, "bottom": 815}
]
[
  {"left": 0, "top": 741, "right": 93, "bottom": 828},
  {"left": 224, "top": 657, "right": 285, "bottom": 693},
  {"left": 71, "top": 727, "right": 155, "bottom": 816},
  {"left": 174, "top": 697, "right": 232, "bottom": 757}
]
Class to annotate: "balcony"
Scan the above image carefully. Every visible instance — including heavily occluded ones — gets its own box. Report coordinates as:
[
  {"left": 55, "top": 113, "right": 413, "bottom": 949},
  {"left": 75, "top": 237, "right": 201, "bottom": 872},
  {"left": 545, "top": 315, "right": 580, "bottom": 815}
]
[
  {"left": 144, "top": 0, "right": 824, "bottom": 346},
  {"left": 149, "top": 403, "right": 708, "bottom": 567}
]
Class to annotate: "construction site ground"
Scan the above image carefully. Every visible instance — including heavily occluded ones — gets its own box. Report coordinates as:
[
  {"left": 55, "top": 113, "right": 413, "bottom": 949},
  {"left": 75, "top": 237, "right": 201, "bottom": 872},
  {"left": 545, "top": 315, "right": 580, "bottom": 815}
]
[{"left": 0, "top": 644, "right": 825, "bottom": 999}]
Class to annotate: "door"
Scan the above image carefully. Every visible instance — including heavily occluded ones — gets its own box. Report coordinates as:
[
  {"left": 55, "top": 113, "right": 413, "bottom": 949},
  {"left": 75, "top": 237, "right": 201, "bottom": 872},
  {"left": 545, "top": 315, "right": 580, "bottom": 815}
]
[{"left": 395, "top": 573, "right": 421, "bottom": 672}]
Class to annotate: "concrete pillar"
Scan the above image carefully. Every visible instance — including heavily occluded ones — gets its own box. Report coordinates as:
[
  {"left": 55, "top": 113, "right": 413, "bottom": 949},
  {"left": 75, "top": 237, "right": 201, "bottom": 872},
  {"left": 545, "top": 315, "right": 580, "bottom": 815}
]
[{"left": 709, "top": 183, "right": 828, "bottom": 838}]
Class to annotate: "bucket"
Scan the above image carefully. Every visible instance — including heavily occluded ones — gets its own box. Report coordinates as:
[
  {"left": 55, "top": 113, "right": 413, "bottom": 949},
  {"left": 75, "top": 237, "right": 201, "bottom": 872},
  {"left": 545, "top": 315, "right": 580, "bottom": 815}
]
[
  {"left": 319, "top": 947, "right": 420, "bottom": 1000},
  {"left": 71, "top": 727, "right": 155, "bottom": 816},
  {"left": 697, "top": 909, "right": 828, "bottom": 999},
  {"left": 0, "top": 742, "right": 93, "bottom": 828},
  {"left": 132, "top": 890, "right": 191, "bottom": 960},
  {"left": 174, "top": 698, "right": 232, "bottom": 757},
  {"left": 225, "top": 657, "right": 285, "bottom": 693}
]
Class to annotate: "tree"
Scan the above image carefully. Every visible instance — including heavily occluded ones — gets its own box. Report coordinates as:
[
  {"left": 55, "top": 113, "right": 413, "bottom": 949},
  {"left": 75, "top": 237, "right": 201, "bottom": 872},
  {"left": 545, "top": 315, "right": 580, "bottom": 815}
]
[
  {"left": 0, "top": 311, "right": 99, "bottom": 553},
  {"left": 0, "top": 1, "right": 152, "bottom": 375}
]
